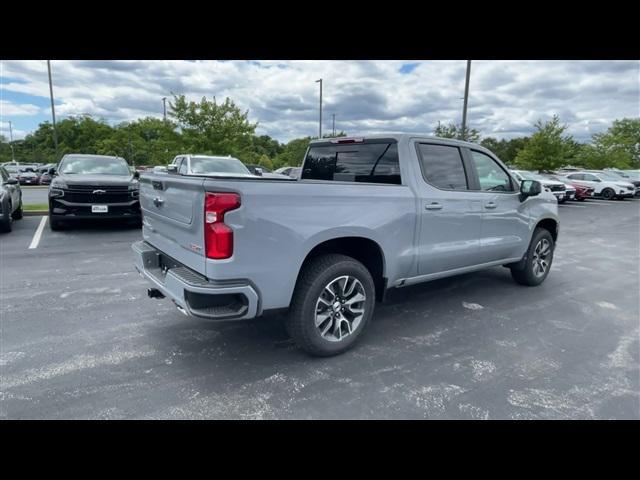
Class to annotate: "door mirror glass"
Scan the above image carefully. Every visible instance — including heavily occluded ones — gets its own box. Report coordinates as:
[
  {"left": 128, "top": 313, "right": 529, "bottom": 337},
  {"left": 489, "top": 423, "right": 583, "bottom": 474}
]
[
  {"left": 48, "top": 167, "right": 56, "bottom": 176},
  {"left": 254, "top": 167, "right": 263, "bottom": 176},
  {"left": 133, "top": 170, "right": 140, "bottom": 179},
  {"left": 519, "top": 179, "right": 542, "bottom": 201}
]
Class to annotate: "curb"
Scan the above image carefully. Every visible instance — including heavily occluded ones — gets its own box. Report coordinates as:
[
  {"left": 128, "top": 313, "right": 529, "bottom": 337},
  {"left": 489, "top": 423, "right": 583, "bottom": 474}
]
[{"left": 24, "top": 211, "right": 48, "bottom": 216}]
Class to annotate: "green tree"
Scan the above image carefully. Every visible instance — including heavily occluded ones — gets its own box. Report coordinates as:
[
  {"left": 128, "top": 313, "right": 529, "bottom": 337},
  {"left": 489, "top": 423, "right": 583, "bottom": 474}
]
[
  {"left": 514, "top": 115, "right": 574, "bottom": 171},
  {"left": 169, "top": 94, "right": 258, "bottom": 156},
  {"left": 434, "top": 121, "right": 481, "bottom": 143},
  {"left": 578, "top": 118, "right": 640, "bottom": 169},
  {"left": 274, "top": 137, "right": 311, "bottom": 168},
  {"left": 481, "top": 136, "right": 530, "bottom": 165}
]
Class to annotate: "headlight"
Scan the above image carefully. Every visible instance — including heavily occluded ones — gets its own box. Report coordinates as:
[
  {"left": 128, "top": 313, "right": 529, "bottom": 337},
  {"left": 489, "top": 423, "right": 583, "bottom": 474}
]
[
  {"left": 49, "top": 188, "right": 65, "bottom": 198},
  {"left": 51, "top": 179, "right": 67, "bottom": 189},
  {"left": 129, "top": 180, "right": 140, "bottom": 197}
]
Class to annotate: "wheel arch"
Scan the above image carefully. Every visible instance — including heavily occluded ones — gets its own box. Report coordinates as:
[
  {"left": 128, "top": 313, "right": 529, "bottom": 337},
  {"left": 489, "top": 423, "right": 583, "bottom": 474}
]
[{"left": 295, "top": 236, "right": 387, "bottom": 302}]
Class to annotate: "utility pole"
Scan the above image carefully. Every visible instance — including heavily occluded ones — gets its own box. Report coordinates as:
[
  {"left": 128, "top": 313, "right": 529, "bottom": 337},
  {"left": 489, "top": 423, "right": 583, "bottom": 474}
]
[
  {"left": 332, "top": 114, "right": 336, "bottom": 137},
  {"left": 461, "top": 60, "right": 472, "bottom": 141},
  {"left": 8, "top": 120, "right": 15, "bottom": 161},
  {"left": 315, "top": 79, "right": 323, "bottom": 139},
  {"left": 162, "top": 97, "right": 167, "bottom": 121},
  {"left": 47, "top": 60, "right": 59, "bottom": 153}
]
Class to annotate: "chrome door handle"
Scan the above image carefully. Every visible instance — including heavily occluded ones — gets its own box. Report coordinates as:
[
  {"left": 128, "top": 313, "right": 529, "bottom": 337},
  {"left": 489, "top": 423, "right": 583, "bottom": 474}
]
[
  {"left": 484, "top": 202, "right": 497, "bottom": 209},
  {"left": 153, "top": 197, "right": 165, "bottom": 207},
  {"left": 425, "top": 202, "right": 443, "bottom": 210}
]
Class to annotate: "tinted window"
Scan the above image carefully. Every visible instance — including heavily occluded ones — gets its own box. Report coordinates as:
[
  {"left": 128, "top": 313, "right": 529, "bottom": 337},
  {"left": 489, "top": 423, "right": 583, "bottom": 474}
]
[
  {"left": 302, "top": 143, "right": 401, "bottom": 185},
  {"left": 567, "top": 173, "right": 583, "bottom": 180},
  {"left": 178, "top": 158, "right": 188, "bottom": 174},
  {"left": 471, "top": 151, "right": 514, "bottom": 192},
  {"left": 417, "top": 144, "right": 468, "bottom": 190},
  {"left": 0, "top": 167, "right": 8, "bottom": 181}
]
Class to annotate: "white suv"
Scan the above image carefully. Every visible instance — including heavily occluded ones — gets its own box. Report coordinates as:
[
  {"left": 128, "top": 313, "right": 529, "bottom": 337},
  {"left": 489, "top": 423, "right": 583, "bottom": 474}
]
[{"left": 560, "top": 171, "right": 636, "bottom": 200}]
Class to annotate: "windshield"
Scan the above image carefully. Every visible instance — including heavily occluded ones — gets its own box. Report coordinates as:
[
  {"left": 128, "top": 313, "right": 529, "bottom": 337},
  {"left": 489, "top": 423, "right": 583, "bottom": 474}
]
[
  {"left": 189, "top": 157, "right": 251, "bottom": 175},
  {"left": 515, "top": 171, "right": 548, "bottom": 181},
  {"left": 59, "top": 156, "right": 130, "bottom": 175},
  {"left": 622, "top": 171, "right": 640, "bottom": 180},
  {"left": 596, "top": 171, "right": 626, "bottom": 181}
]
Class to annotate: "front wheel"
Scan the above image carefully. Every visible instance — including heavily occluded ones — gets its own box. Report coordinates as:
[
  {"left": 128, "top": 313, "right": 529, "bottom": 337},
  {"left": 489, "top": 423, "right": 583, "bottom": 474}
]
[
  {"left": 511, "top": 228, "right": 555, "bottom": 286},
  {"left": 49, "top": 215, "right": 64, "bottom": 231},
  {"left": 286, "top": 254, "right": 376, "bottom": 357},
  {"left": 601, "top": 188, "right": 615, "bottom": 200}
]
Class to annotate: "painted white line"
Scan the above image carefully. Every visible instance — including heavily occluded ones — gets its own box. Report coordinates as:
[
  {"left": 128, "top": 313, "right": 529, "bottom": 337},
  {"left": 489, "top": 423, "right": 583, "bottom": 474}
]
[
  {"left": 559, "top": 204, "right": 586, "bottom": 208},
  {"left": 28, "top": 216, "right": 48, "bottom": 250}
]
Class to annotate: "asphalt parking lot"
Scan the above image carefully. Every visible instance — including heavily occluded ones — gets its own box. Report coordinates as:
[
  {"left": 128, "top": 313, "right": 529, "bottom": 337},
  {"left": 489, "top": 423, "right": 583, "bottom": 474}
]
[{"left": 1, "top": 199, "right": 639, "bottom": 419}]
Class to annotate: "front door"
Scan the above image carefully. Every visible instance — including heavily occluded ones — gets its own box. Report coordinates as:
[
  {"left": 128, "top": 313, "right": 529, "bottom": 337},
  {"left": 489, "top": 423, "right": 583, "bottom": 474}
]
[{"left": 465, "top": 149, "right": 530, "bottom": 263}]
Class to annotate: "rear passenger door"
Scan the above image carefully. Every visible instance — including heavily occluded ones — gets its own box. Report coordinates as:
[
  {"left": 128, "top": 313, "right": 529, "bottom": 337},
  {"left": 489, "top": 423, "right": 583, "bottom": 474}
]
[
  {"left": 414, "top": 142, "right": 483, "bottom": 275},
  {"left": 465, "top": 149, "right": 530, "bottom": 264}
]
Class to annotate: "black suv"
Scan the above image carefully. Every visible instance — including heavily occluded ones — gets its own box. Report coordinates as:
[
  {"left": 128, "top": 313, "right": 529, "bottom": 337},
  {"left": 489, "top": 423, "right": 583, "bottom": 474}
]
[{"left": 48, "top": 154, "right": 141, "bottom": 230}]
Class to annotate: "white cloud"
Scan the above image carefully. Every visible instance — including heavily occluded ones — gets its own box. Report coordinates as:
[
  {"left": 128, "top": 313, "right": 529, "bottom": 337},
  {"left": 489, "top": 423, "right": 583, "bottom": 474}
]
[
  {"left": 1, "top": 60, "right": 638, "bottom": 143},
  {"left": 0, "top": 100, "right": 42, "bottom": 116}
]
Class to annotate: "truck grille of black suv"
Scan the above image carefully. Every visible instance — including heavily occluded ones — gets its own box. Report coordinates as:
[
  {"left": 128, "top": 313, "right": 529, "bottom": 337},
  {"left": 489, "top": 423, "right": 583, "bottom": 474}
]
[{"left": 64, "top": 185, "right": 131, "bottom": 203}]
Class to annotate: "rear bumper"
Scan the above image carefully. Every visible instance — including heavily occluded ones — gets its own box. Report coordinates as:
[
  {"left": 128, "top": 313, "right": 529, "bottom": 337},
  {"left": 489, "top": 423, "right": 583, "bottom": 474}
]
[{"left": 132, "top": 240, "right": 259, "bottom": 321}]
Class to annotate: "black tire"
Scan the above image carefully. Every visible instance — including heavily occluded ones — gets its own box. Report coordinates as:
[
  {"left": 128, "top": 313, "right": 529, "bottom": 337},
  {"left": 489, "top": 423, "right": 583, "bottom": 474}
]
[
  {"left": 0, "top": 200, "right": 12, "bottom": 233},
  {"left": 577, "top": 197, "right": 585, "bottom": 202},
  {"left": 510, "top": 228, "right": 555, "bottom": 286},
  {"left": 601, "top": 188, "right": 615, "bottom": 200},
  {"left": 285, "top": 254, "right": 376, "bottom": 357},
  {"left": 11, "top": 200, "right": 23, "bottom": 220},
  {"left": 49, "top": 215, "right": 64, "bottom": 231}
]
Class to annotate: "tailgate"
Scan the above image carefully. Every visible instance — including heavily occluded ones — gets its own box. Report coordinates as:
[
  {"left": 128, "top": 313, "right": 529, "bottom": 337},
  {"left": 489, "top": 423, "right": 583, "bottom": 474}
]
[{"left": 139, "top": 173, "right": 207, "bottom": 275}]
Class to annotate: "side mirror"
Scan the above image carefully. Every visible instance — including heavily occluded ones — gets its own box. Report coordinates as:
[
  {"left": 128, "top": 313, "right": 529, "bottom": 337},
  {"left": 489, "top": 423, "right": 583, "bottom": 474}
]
[
  {"left": 519, "top": 180, "right": 542, "bottom": 202},
  {"left": 5, "top": 178, "right": 19, "bottom": 185},
  {"left": 254, "top": 167, "right": 263, "bottom": 176},
  {"left": 133, "top": 170, "right": 140, "bottom": 179},
  {"left": 48, "top": 167, "right": 56, "bottom": 176},
  {"left": 167, "top": 164, "right": 178, "bottom": 174}
]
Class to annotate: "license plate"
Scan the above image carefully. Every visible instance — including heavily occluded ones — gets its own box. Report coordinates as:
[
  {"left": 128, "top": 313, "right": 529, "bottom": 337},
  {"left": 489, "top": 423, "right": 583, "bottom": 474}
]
[{"left": 92, "top": 205, "right": 108, "bottom": 213}]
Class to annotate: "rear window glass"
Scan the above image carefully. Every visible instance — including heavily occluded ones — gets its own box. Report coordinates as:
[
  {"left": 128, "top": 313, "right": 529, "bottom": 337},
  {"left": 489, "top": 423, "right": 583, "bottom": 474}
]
[{"left": 301, "top": 143, "right": 401, "bottom": 185}]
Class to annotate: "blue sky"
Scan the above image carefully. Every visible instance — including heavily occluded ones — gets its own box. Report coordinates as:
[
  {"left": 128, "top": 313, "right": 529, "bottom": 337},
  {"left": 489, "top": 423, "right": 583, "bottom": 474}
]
[{"left": 1, "top": 60, "right": 638, "bottom": 143}]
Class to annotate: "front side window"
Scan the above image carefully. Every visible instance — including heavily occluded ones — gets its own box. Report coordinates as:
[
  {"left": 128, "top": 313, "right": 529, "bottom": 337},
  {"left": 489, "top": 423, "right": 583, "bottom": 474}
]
[
  {"left": 302, "top": 142, "right": 401, "bottom": 185},
  {"left": 0, "top": 167, "right": 8, "bottom": 181},
  {"left": 471, "top": 151, "right": 514, "bottom": 192},
  {"left": 178, "top": 158, "right": 188, "bottom": 175},
  {"left": 417, "top": 143, "right": 468, "bottom": 190}
]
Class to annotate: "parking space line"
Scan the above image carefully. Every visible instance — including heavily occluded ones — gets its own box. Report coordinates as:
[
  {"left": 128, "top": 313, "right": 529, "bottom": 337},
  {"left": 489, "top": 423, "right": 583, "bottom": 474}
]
[
  {"left": 559, "top": 204, "right": 586, "bottom": 208},
  {"left": 28, "top": 216, "right": 48, "bottom": 249}
]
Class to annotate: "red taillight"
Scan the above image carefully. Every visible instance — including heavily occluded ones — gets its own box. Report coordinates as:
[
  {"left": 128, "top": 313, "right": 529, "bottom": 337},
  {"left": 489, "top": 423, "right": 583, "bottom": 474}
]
[{"left": 204, "top": 192, "right": 241, "bottom": 259}]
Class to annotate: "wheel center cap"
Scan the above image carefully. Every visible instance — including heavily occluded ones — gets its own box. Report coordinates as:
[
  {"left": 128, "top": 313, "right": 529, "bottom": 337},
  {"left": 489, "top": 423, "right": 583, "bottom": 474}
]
[{"left": 332, "top": 301, "right": 341, "bottom": 312}]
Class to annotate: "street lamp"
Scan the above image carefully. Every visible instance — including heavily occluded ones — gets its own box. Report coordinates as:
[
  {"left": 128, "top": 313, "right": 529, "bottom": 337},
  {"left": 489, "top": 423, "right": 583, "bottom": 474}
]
[
  {"left": 461, "top": 60, "right": 472, "bottom": 141},
  {"left": 7, "top": 120, "right": 15, "bottom": 161},
  {"left": 162, "top": 97, "right": 167, "bottom": 121},
  {"left": 315, "top": 79, "right": 323, "bottom": 139},
  {"left": 332, "top": 113, "right": 336, "bottom": 137},
  {"left": 47, "top": 60, "right": 59, "bottom": 153}
]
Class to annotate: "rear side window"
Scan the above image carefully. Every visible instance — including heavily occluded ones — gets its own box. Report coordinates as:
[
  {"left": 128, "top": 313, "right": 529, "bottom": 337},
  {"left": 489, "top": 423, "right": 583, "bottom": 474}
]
[
  {"left": 417, "top": 144, "right": 468, "bottom": 190},
  {"left": 302, "top": 143, "right": 401, "bottom": 185}
]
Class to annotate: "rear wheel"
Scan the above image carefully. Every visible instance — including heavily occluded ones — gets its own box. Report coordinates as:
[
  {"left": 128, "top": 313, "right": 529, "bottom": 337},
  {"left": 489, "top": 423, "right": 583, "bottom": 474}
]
[
  {"left": 11, "top": 199, "right": 23, "bottom": 220},
  {"left": 601, "top": 188, "right": 615, "bottom": 200},
  {"left": 511, "top": 228, "right": 554, "bottom": 286},
  {"left": 286, "top": 254, "right": 376, "bottom": 357}
]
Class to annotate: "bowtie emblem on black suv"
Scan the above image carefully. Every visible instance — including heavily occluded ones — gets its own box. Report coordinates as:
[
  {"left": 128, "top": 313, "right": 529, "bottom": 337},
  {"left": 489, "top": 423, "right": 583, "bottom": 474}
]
[{"left": 92, "top": 189, "right": 107, "bottom": 194}]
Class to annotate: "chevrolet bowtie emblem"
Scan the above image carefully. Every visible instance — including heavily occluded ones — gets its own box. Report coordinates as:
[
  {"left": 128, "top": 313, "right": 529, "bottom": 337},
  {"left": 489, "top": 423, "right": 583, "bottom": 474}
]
[{"left": 92, "top": 189, "right": 107, "bottom": 194}]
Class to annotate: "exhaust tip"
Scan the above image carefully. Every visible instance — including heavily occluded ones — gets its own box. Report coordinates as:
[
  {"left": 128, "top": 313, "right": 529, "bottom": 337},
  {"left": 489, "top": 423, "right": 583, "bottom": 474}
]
[{"left": 147, "top": 288, "right": 165, "bottom": 299}]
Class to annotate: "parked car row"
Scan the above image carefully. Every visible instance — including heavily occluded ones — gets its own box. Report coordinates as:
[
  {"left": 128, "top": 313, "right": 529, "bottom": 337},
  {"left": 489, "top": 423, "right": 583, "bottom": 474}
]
[{"left": 1, "top": 162, "right": 57, "bottom": 185}]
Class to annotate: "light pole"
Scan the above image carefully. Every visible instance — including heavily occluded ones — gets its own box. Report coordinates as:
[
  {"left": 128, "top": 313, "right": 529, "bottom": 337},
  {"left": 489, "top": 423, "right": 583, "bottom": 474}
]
[
  {"left": 315, "top": 79, "right": 323, "bottom": 139},
  {"left": 461, "top": 60, "right": 472, "bottom": 141},
  {"left": 8, "top": 120, "right": 15, "bottom": 161},
  {"left": 47, "top": 60, "right": 59, "bottom": 153},
  {"left": 332, "top": 114, "right": 336, "bottom": 137},
  {"left": 162, "top": 97, "right": 167, "bottom": 121}
]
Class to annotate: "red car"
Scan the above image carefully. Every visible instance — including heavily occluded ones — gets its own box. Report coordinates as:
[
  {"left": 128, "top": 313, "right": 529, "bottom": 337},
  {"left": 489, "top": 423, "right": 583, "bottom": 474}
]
[{"left": 569, "top": 182, "right": 595, "bottom": 201}]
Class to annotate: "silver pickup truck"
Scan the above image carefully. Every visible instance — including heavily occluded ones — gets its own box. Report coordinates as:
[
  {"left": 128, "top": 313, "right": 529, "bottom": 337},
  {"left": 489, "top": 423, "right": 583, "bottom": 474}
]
[{"left": 132, "top": 135, "right": 559, "bottom": 356}]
